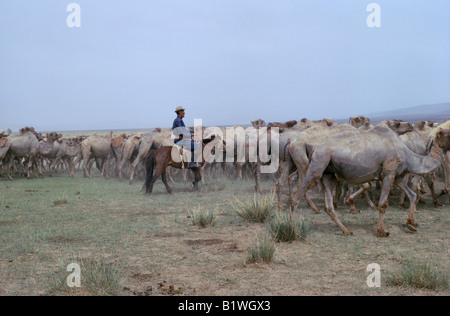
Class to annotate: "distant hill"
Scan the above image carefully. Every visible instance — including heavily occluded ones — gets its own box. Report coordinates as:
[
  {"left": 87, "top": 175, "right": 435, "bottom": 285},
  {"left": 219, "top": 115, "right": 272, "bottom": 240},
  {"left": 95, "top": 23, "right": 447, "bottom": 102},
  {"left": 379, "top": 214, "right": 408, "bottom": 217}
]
[{"left": 364, "top": 103, "right": 449, "bottom": 124}]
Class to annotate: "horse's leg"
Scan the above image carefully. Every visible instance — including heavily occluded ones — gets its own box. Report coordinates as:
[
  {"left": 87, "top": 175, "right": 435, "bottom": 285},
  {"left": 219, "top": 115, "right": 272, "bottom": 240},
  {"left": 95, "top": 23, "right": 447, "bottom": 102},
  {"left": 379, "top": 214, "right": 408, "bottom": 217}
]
[
  {"left": 161, "top": 169, "right": 173, "bottom": 194},
  {"left": 147, "top": 158, "right": 167, "bottom": 194},
  {"left": 193, "top": 168, "right": 202, "bottom": 191}
]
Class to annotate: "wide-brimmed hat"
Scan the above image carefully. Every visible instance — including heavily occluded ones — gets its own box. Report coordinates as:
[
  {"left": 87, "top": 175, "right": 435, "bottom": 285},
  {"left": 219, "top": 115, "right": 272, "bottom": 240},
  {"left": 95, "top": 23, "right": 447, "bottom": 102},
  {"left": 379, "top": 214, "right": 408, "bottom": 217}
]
[{"left": 175, "top": 106, "right": 186, "bottom": 113}]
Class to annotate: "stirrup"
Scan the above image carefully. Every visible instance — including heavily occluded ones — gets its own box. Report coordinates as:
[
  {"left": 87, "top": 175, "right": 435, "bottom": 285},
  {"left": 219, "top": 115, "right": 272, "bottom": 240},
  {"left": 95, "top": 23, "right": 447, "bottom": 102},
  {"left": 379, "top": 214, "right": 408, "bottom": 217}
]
[{"left": 188, "top": 162, "right": 201, "bottom": 168}]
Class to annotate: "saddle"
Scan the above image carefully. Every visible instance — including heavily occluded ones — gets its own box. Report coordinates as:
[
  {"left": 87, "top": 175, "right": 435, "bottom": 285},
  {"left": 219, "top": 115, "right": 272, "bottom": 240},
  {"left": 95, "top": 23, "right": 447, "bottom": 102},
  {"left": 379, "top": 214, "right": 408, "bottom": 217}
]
[{"left": 172, "top": 144, "right": 192, "bottom": 168}]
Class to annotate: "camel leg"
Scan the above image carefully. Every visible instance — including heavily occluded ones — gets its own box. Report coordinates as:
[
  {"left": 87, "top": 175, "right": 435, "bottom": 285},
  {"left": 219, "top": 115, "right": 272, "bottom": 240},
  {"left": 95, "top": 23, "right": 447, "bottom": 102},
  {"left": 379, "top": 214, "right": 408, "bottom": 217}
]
[
  {"left": 376, "top": 171, "right": 397, "bottom": 238},
  {"left": 276, "top": 160, "right": 293, "bottom": 211},
  {"left": 345, "top": 183, "right": 371, "bottom": 214},
  {"left": 321, "top": 174, "right": 353, "bottom": 235},
  {"left": 333, "top": 180, "right": 343, "bottom": 209},
  {"left": 251, "top": 163, "right": 263, "bottom": 194},
  {"left": 100, "top": 158, "right": 110, "bottom": 179},
  {"left": 82, "top": 151, "right": 91, "bottom": 178},
  {"left": 444, "top": 152, "right": 450, "bottom": 203},
  {"left": 26, "top": 155, "right": 34, "bottom": 179},
  {"left": 291, "top": 154, "right": 330, "bottom": 213},
  {"left": 396, "top": 175, "right": 419, "bottom": 231},
  {"left": 424, "top": 174, "right": 442, "bottom": 207}
]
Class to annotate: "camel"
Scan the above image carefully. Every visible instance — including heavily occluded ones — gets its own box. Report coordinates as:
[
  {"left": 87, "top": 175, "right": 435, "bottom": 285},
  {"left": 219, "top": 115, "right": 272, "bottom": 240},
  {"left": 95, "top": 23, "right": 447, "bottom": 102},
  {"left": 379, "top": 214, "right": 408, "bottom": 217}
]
[
  {"left": 398, "top": 121, "right": 441, "bottom": 206},
  {"left": 232, "top": 119, "right": 279, "bottom": 194},
  {"left": 432, "top": 121, "right": 450, "bottom": 202},
  {"left": 5, "top": 130, "right": 42, "bottom": 179},
  {"left": 108, "top": 133, "right": 128, "bottom": 177},
  {"left": 267, "top": 120, "right": 298, "bottom": 129},
  {"left": 349, "top": 116, "right": 373, "bottom": 131},
  {"left": 291, "top": 122, "right": 449, "bottom": 237},
  {"left": 293, "top": 118, "right": 337, "bottom": 130},
  {"left": 0, "top": 129, "right": 12, "bottom": 138},
  {"left": 385, "top": 120, "right": 413, "bottom": 135},
  {"left": 40, "top": 135, "right": 80, "bottom": 177},
  {"left": 279, "top": 124, "right": 357, "bottom": 212},
  {"left": 81, "top": 132, "right": 114, "bottom": 178},
  {"left": 128, "top": 128, "right": 173, "bottom": 184},
  {"left": 0, "top": 136, "right": 12, "bottom": 180},
  {"left": 117, "top": 134, "right": 143, "bottom": 181}
]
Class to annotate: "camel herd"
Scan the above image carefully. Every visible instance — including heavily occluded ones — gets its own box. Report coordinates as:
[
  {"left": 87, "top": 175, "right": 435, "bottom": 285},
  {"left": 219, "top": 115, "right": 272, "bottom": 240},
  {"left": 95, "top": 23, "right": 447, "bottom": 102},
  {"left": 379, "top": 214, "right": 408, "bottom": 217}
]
[{"left": 1, "top": 117, "right": 450, "bottom": 237}]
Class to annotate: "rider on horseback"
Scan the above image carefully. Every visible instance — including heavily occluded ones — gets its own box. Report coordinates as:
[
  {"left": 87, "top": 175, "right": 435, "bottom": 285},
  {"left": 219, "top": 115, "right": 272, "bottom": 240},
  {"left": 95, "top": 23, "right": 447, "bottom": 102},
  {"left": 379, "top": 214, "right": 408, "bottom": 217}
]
[{"left": 172, "top": 106, "right": 201, "bottom": 168}]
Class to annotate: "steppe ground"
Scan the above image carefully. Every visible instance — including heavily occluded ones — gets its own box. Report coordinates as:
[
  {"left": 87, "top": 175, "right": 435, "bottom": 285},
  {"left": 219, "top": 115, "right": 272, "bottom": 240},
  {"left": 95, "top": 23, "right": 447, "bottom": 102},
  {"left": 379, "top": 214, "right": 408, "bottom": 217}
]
[{"left": 0, "top": 164, "right": 448, "bottom": 296}]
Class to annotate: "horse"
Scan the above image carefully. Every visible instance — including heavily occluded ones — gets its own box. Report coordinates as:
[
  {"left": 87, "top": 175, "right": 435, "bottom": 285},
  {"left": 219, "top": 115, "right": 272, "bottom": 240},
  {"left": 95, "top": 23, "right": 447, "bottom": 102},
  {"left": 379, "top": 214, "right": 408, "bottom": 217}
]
[{"left": 142, "top": 137, "right": 220, "bottom": 194}]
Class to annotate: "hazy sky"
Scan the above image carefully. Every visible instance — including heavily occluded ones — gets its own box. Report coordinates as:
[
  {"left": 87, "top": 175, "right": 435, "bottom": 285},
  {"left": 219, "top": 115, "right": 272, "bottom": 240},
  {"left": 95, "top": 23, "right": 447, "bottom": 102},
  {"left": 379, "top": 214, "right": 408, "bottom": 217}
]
[{"left": 1, "top": 0, "right": 449, "bottom": 131}]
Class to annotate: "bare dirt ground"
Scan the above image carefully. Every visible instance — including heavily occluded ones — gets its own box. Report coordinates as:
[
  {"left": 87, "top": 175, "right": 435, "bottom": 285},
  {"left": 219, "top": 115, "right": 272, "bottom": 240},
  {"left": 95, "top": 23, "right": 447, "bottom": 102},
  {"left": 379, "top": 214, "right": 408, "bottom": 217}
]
[{"left": 0, "top": 169, "right": 448, "bottom": 296}]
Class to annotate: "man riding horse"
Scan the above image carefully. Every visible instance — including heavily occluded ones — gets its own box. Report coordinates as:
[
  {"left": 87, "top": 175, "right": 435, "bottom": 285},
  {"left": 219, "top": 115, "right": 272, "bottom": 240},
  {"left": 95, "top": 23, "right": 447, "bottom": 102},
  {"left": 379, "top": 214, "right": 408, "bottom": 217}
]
[{"left": 172, "top": 106, "right": 201, "bottom": 168}]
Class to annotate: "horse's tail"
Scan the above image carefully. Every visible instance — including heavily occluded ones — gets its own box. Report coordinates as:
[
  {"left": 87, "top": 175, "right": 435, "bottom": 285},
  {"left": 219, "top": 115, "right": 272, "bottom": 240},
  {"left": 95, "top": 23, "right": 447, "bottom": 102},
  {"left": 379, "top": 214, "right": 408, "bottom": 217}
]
[{"left": 143, "top": 150, "right": 156, "bottom": 193}]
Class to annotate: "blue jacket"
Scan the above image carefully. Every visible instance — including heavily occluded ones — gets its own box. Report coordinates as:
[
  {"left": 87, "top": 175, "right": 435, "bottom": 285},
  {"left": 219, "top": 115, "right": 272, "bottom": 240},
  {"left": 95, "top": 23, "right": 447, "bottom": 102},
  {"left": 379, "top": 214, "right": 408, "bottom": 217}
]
[{"left": 172, "top": 116, "right": 193, "bottom": 144}]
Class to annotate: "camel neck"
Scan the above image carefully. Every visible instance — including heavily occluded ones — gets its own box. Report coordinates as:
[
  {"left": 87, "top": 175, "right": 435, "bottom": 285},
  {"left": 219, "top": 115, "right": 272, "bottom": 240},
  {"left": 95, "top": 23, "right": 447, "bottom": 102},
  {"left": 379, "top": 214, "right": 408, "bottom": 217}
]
[{"left": 406, "top": 141, "right": 442, "bottom": 176}]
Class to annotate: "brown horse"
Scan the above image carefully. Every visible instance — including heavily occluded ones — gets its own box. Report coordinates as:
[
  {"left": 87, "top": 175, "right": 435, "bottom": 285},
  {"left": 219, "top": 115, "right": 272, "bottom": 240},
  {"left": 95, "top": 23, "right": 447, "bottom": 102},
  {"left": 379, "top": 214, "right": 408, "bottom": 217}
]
[{"left": 143, "top": 138, "right": 218, "bottom": 194}]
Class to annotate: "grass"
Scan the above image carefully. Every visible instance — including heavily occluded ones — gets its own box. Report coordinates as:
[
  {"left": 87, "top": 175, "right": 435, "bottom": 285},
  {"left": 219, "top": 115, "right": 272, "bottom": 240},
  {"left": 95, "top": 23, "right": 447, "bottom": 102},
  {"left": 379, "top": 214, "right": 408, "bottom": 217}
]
[
  {"left": 47, "top": 255, "right": 124, "bottom": 296},
  {"left": 232, "top": 193, "right": 276, "bottom": 223},
  {"left": 246, "top": 235, "right": 276, "bottom": 264},
  {"left": 266, "top": 211, "right": 312, "bottom": 243},
  {"left": 189, "top": 208, "right": 221, "bottom": 228},
  {"left": 53, "top": 193, "right": 69, "bottom": 206},
  {"left": 0, "top": 171, "right": 449, "bottom": 296},
  {"left": 388, "top": 260, "right": 448, "bottom": 291}
]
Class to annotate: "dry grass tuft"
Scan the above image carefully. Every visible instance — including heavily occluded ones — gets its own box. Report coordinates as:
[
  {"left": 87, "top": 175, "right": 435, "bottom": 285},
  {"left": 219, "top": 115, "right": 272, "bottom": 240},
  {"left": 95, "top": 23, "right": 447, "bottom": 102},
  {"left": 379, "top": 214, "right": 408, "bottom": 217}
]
[
  {"left": 189, "top": 208, "right": 221, "bottom": 228},
  {"left": 266, "top": 211, "right": 312, "bottom": 243},
  {"left": 246, "top": 235, "right": 276, "bottom": 264},
  {"left": 388, "top": 260, "right": 448, "bottom": 291},
  {"left": 47, "top": 256, "right": 124, "bottom": 296},
  {"left": 232, "top": 193, "right": 276, "bottom": 223}
]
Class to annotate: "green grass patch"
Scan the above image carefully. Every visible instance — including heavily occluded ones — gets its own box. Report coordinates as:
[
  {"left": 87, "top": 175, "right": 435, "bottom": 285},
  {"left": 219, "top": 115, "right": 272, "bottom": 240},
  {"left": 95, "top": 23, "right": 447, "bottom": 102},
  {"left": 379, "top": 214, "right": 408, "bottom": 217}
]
[
  {"left": 189, "top": 208, "right": 221, "bottom": 228},
  {"left": 47, "top": 255, "right": 124, "bottom": 296},
  {"left": 232, "top": 193, "right": 276, "bottom": 223},
  {"left": 388, "top": 260, "right": 448, "bottom": 291},
  {"left": 266, "top": 211, "right": 312, "bottom": 243},
  {"left": 246, "top": 235, "right": 276, "bottom": 264}
]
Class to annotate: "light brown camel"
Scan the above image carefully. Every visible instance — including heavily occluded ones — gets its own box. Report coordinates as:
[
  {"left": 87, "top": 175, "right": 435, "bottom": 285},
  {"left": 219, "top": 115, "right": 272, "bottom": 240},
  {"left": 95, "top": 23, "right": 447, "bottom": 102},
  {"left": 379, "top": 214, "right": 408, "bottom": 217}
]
[
  {"left": 5, "top": 130, "right": 42, "bottom": 179},
  {"left": 291, "top": 122, "right": 449, "bottom": 238},
  {"left": 81, "top": 132, "right": 113, "bottom": 178}
]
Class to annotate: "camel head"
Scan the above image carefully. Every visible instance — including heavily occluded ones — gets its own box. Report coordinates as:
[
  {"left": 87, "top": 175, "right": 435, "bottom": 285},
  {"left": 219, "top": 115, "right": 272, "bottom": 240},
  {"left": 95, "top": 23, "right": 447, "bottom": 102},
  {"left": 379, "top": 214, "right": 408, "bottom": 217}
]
[
  {"left": 285, "top": 120, "right": 298, "bottom": 128},
  {"left": 251, "top": 119, "right": 266, "bottom": 129},
  {"left": 435, "top": 129, "right": 450, "bottom": 153},
  {"left": 321, "top": 118, "right": 337, "bottom": 127},
  {"left": 349, "top": 116, "right": 370, "bottom": 129},
  {"left": 46, "top": 132, "right": 61, "bottom": 142},
  {"left": 414, "top": 120, "right": 436, "bottom": 132},
  {"left": 386, "top": 120, "right": 413, "bottom": 135}
]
